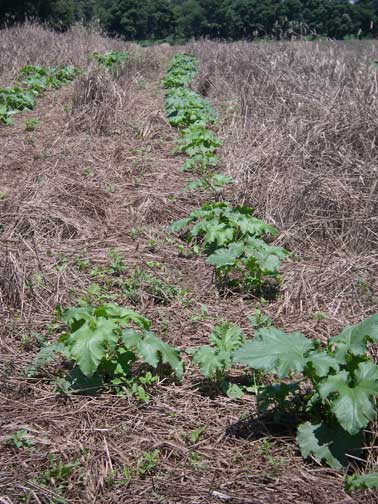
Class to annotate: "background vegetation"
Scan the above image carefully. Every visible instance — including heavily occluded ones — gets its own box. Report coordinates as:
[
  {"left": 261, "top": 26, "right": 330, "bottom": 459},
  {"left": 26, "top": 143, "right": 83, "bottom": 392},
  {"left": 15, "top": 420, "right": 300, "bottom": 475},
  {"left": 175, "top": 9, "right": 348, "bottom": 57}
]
[{"left": 1, "top": 0, "right": 378, "bottom": 41}]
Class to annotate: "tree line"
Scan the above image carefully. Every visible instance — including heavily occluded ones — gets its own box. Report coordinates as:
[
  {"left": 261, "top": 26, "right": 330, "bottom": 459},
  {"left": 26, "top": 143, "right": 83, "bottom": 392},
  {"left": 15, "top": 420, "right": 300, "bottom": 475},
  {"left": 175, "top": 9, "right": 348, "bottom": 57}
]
[{"left": 1, "top": 0, "right": 378, "bottom": 41}]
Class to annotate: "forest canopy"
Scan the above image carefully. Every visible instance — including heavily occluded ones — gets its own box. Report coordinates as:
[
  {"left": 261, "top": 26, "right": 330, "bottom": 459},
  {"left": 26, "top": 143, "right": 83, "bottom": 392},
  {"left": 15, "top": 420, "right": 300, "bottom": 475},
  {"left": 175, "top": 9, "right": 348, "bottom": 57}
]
[{"left": 0, "top": 0, "right": 377, "bottom": 40}]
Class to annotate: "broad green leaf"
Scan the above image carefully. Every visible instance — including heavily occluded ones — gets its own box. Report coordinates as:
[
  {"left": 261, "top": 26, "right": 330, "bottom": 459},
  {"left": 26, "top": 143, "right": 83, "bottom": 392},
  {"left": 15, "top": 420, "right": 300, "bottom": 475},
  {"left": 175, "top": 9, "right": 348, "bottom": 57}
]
[
  {"left": 297, "top": 421, "right": 363, "bottom": 469},
  {"left": 122, "top": 328, "right": 143, "bottom": 348},
  {"left": 209, "top": 322, "right": 245, "bottom": 352},
  {"left": 244, "top": 238, "right": 289, "bottom": 273},
  {"left": 225, "top": 383, "right": 244, "bottom": 399},
  {"left": 206, "top": 242, "right": 244, "bottom": 267},
  {"left": 68, "top": 318, "right": 118, "bottom": 376},
  {"left": 345, "top": 472, "right": 378, "bottom": 493},
  {"left": 306, "top": 350, "right": 339, "bottom": 377},
  {"left": 330, "top": 314, "right": 378, "bottom": 363},
  {"left": 234, "top": 327, "right": 314, "bottom": 377},
  {"left": 189, "top": 345, "right": 231, "bottom": 378},
  {"left": 137, "top": 331, "right": 183, "bottom": 379},
  {"left": 203, "top": 222, "right": 234, "bottom": 246},
  {"left": 228, "top": 213, "right": 278, "bottom": 237},
  {"left": 63, "top": 306, "right": 93, "bottom": 326},
  {"left": 111, "top": 305, "right": 150, "bottom": 329},
  {"left": 210, "top": 174, "right": 234, "bottom": 187},
  {"left": 170, "top": 217, "right": 192, "bottom": 233},
  {"left": 319, "top": 361, "right": 378, "bottom": 434},
  {"left": 190, "top": 219, "right": 212, "bottom": 236}
]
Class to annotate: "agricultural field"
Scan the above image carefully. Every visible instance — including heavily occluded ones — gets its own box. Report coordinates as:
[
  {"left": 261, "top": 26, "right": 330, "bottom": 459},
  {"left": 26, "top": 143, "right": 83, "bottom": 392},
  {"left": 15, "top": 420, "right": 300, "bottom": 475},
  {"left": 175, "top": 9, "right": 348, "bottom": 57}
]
[{"left": 1, "top": 23, "right": 378, "bottom": 504}]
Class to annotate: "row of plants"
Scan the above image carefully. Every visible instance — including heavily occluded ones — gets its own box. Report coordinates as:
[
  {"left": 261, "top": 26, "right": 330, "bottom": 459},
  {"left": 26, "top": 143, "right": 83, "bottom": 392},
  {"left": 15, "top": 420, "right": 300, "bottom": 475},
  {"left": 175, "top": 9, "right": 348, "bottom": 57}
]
[
  {"left": 160, "top": 53, "right": 378, "bottom": 491},
  {"left": 163, "top": 53, "right": 233, "bottom": 192},
  {"left": 0, "top": 50, "right": 130, "bottom": 126},
  {"left": 163, "top": 54, "right": 289, "bottom": 295},
  {"left": 0, "top": 64, "right": 81, "bottom": 125},
  {"left": 27, "top": 298, "right": 378, "bottom": 490}
]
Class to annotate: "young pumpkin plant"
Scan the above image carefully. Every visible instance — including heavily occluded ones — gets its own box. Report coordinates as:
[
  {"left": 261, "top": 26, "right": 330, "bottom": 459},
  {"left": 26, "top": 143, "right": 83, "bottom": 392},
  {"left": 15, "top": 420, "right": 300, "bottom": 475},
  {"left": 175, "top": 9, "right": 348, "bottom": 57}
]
[
  {"left": 188, "top": 322, "right": 246, "bottom": 398},
  {"left": 233, "top": 314, "right": 378, "bottom": 469},
  {"left": 28, "top": 303, "right": 183, "bottom": 400},
  {"left": 170, "top": 201, "right": 289, "bottom": 294}
]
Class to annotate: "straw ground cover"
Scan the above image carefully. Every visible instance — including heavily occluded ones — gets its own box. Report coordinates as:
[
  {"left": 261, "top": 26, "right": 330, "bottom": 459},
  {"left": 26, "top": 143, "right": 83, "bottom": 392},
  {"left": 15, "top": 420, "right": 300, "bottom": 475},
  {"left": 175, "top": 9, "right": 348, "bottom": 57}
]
[{"left": 1, "top": 24, "right": 378, "bottom": 503}]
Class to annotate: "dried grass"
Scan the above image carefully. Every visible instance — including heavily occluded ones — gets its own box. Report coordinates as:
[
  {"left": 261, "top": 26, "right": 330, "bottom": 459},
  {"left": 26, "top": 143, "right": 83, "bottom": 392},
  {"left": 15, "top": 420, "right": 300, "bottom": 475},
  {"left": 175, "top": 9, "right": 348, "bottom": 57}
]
[{"left": 191, "top": 39, "right": 378, "bottom": 321}]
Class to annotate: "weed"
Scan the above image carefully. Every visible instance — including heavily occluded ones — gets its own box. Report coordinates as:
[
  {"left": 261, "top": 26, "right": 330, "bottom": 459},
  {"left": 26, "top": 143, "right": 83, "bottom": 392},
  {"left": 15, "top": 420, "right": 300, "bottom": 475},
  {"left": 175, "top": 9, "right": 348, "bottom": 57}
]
[
  {"left": 108, "top": 249, "right": 127, "bottom": 275},
  {"left": 24, "top": 117, "right": 40, "bottom": 131},
  {"left": 188, "top": 451, "right": 207, "bottom": 469},
  {"left": 190, "top": 304, "right": 209, "bottom": 322},
  {"left": 36, "top": 453, "right": 80, "bottom": 497},
  {"left": 183, "top": 426, "right": 206, "bottom": 445},
  {"left": 93, "top": 50, "right": 128, "bottom": 71},
  {"left": 345, "top": 472, "right": 378, "bottom": 493},
  {"left": 137, "top": 449, "right": 160, "bottom": 476},
  {"left": 123, "top": 267, "right": 178, "bottom": 305},
  {"left": 3, "top": 429, "right": 34, "bottom": 449},
  {"left": 248, "top": 309, "right": 272, "bottom": 329},
  {"left": 258, "top": 439, "right": 285, "bottom": 474},
  {"left": 74, "top": 253, "right": 91, "bottom": 271},
  {"left": 82, "top": 167, "right": 93, "bottom": 177}
]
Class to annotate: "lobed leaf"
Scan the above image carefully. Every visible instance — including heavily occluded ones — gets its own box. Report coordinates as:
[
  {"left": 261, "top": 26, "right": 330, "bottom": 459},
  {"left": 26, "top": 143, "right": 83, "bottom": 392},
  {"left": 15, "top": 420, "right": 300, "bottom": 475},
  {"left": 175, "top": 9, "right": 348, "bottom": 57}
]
[
  {"left": 319, "top": 361, "right": 378, "bottom": 435},
  {"left": 330, "top": 314, "right": 378, "bottom": 364},
  {"left": 234, "top": 327, "right": 314, "bottom": 378},
  {"left": 297, "top": 421, "right": 363, "bottom": 469}
]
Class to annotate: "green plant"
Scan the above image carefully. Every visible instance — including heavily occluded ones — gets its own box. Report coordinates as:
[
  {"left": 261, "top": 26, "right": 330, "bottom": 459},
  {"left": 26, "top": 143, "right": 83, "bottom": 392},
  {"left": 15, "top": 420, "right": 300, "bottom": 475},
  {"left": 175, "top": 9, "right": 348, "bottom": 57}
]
[
  {"left": 74, "top": 253, "right": 91, "bottom": 271},
  {"left": 175, "top": 124, "right": 221, "bottom": 158},
  {"left": 137, "top": 449, "right": 160, "bottom": 476},
  {"left": 123, "top": 267, "right": 178, "bottom": 305},
  {"left": 108, "top": 249, "right": 127, "bottom": 275},
  {"left": 183, "top": 426, "right": 206, "bottom": 445},
  {"left": 258, "top": 439, "right": 285, "bottom": 474},
  {"left": 0, "top": 86, "right": 35, "bottom": 111},
  {"left": 233, "top": 314, "right": 378, "bottom": 469},
  {"left": 0, "top": 104, "right": 15, "bottom": 124},
  {"left": 36, "top": 453, "right": 79, "bottom": 494},
  {"left": 184, "top": 173, "right": 234, "bottom": 193},
  {"left": 165, "top": 87, "right": 217, "bottom": 128},
  {"left": 20, "top": 65, "right": 80, "bottom": 91},
  {"left": 161, "top": 53, "right": 197, "bottom": 88},
  {"left": 188, "top": 451, "right": 207, "bottom": 469},
  {"left": 188, "top": 322, "right": 245, "bottom": 398},
  {"left": 24, "top": 117, "right": 40, "bottom": 131},
  {"left": 170, "top": 201, "right": 289, "bottom": 293},
  {"left": 248, "top": 309, "right": 272, "bottom": 329},
  {"left": 345, "top": 472, "right": 378, "bottom": 493},
  {"left": 28, "top": 303, "right": 183, "bottom": 399},
  {"left": 0, "top": 65, "right": 80, "bottom": 126},
  {"left": 3, "top": 429, "right": 34, "bottom": 449},
  {"left": 93, "top": 50, "right": 128, "bottom": 69},
  {"left": 190, "top": 303, "right": 209, "bottom": 322}
]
